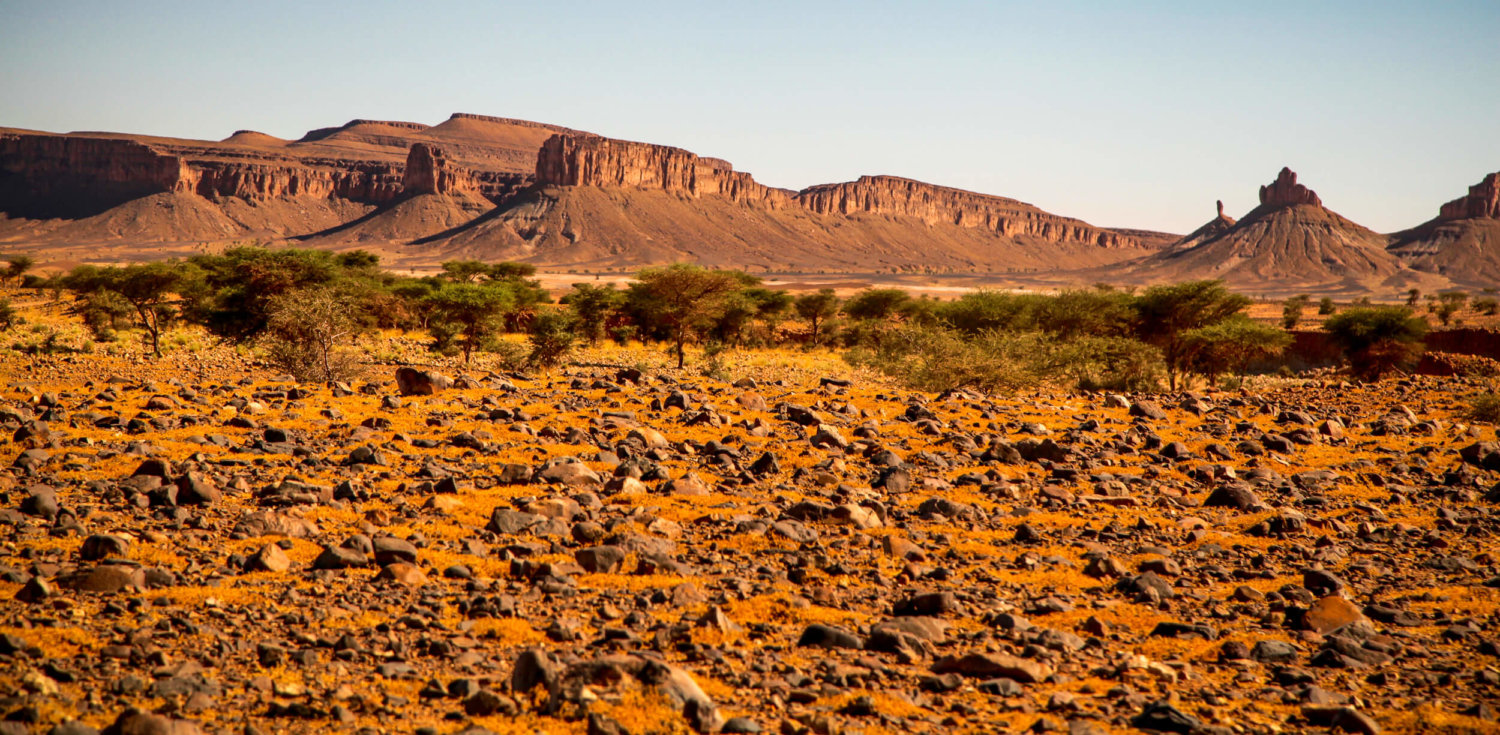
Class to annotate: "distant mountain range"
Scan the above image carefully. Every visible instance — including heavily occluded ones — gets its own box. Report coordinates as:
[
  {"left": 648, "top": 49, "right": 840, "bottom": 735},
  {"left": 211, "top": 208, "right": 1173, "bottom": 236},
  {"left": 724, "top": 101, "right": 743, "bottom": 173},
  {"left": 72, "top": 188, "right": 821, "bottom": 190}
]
[{"left": 2, "top": 113, "right": 1496, "bottom": 294}]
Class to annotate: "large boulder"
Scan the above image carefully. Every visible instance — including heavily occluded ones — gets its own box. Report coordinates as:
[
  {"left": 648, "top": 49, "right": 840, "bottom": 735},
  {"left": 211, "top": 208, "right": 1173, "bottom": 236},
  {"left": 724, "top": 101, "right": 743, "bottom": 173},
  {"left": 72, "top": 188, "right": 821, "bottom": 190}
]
[{"left": 395, "top": 367, "right": 453, "bottom": 396}]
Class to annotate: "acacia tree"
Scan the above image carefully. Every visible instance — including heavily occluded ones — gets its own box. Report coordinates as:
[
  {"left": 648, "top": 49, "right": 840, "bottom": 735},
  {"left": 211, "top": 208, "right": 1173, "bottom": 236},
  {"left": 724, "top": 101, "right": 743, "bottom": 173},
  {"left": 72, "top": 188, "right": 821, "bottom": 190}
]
[
  {"left": 1132, "top": 280, "right": 1251, "bottom": 390},
  {"left": 748, "top": 287, "right": 793, "bottom": 345},
  {"left": 562, "top": 283, "right": 623, "bottom": 345},
  {"left": 630, "top": 264, "right": 748, "bottom": 368},
  {"left": 62, "top": 262, "right": 185, "bottom": 357},
  {"left": 5, "top": 256, "right": 34, "bottom": 285},
  {"left": 424, "top": 283, "right": 513, "bottom": 363},
  {"left": 1324, "top": 306, "right": 1428, "bottom": 380},
  {"left": 842, "top": 288, "right": 911, "bottom": 321},
  {"left": 1183, "top": 315, "right": 1292, "bottom": 386},
  {"left": 795, "top": 289, "right": 840, "bottom": 345}
]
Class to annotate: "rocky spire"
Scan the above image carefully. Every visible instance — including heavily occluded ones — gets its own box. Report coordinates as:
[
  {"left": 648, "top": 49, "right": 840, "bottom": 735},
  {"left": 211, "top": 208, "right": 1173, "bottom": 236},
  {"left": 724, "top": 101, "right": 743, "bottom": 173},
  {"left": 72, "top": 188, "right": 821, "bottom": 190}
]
[{"left": 1258, "top": 167, "right": 1322, "bottom": 209}]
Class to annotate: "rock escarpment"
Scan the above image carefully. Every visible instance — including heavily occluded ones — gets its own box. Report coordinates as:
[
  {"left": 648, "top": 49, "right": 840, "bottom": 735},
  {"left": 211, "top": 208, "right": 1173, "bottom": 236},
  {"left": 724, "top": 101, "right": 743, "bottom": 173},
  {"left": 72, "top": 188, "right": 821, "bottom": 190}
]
[
  {"left": 796, "top": 175, "right": 1144, "bottom": 248},
  {"left": 0, "top": 129, "right": 526, "bottom": 223},
  {"left": 536, "top": 134, "right": 1148, "bottom": 250},
  {"left": 535, "top": 134, "right": 795, "bottom": 207},
  {"left": 1438, "top": 172, "right": 1500, "bottom": 221},
  {"left": 0, "top": 133, "right": 191, "bottom": 217},
  {"left": 1388, "top": 171, "right": 1500, "bottom": 286},
  {"left": 402, "top": 143, "right": 477, "bottom": 198}
]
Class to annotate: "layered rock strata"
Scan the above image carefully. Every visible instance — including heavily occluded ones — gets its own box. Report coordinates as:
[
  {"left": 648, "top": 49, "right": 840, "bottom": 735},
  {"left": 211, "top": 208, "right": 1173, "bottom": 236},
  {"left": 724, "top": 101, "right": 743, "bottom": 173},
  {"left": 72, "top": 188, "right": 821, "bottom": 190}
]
[
  {"left": 0, "top": 130, "right": 521, "bottom": 219},
  {"left": 535, "top": 134, "right": 795, "bottom": 207},
  {"left": 797, "top": 175, "right": 1141, "bottom": 248},
  {"left": 1438, "top": 172, "right": 1500, "bottom": 221},
  {"left": 537, "top": 134, "right": 1146, "bottom": 248}
]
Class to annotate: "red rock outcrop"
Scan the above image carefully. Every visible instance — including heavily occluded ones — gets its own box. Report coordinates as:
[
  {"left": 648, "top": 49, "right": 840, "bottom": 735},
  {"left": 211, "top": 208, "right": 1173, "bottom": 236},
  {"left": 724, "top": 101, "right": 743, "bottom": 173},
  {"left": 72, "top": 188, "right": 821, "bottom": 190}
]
[
  {"left": 0, "top": 132, "right": 191, "bottom": 216},
  {"left": 0, "top": 129, "right": 533, "bottom": 221},
  {"left": 797, "top": 175, "right": 1142, "bottom": 248},
  {"left": 1258, "top": 167, "right": 1322, "bottom": 208},
  {"left": 185, "top": 159, "right": 406, "bottom": 202},
  {"left": 1438, "top": 172, "right": 1500, "bottom": 220},
  {"left": 402, "top": 143, "right": 475, "bottom": 197},
  {"left": 535, "top": 134, "right": 795, "bottom": 207}
]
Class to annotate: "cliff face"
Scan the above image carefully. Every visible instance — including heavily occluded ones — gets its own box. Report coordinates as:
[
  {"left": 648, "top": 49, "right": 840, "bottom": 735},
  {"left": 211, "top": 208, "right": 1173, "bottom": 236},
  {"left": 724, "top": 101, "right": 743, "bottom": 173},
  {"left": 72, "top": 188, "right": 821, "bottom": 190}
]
[
  {"left": 536, "top": 135, "right": 1146, "bottom": 249},
  {"left": 535, "top": 134, "right": 795, "bottom": 207},
  {"left": 0, "top": 133, "right": 191, "bottom": 216},
  {"left": 1438, "top": 172, "right": 1500, "bottom": 220},
  {"left": 403, "top": 143, "right": 469, "bottom": 197},
  {"left": 1258, "top": 167, "right": 1322, "bottom": 209},
  {"left": 0, "top": 131, "right": 526, "bottom": 221},
  {"left": 184, "top": 159, "right": 406, "bottom": 203},
  {"left": 796, "top": 175, "right": 1142, "bottom": 248}
]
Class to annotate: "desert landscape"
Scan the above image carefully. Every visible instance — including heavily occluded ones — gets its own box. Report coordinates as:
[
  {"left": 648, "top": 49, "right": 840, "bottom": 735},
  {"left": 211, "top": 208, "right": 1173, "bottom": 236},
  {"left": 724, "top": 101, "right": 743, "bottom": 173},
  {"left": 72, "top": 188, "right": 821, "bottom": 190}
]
[
  {"left": 4, "top": 3, "right": 1500, "bottom": 735},
  {"left": 2, "top": 116, "right": 1498, "bottom": 298}
]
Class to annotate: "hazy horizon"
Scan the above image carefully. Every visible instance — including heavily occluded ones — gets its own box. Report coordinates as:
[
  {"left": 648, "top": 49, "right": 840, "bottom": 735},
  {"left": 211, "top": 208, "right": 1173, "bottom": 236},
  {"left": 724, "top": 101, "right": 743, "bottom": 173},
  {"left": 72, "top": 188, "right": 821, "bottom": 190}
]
[{"left": 3, "top": 0, "right": 1496, "bottom": 234}]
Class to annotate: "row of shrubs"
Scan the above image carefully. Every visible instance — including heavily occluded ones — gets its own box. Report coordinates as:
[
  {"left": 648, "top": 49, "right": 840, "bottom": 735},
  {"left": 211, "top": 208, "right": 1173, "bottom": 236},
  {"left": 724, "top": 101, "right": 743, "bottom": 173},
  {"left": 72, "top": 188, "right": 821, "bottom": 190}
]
[{"left": 2, "top": 247, "right": 1432, "bottom": 391}]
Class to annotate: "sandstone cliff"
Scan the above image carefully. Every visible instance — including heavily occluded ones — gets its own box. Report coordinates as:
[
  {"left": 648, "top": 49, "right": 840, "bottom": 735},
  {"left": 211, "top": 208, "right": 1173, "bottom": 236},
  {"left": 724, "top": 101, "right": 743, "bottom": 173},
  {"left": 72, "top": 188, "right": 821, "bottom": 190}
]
[
  {"left": 0, "top": 133, "right": 190, "bottom": 217},
  {"left": 535, "top": 134, "right": 796, "bottom": 207},
  {"left": 1438, "top": 172, "right": 1500, "bottom": 221},
  {"left": 0, "top": 129, "right": 528, "bottom": 219},
  {"left": 1388, "top": 172, "right": 1500, "bottom": 286},
  {"left": 796, "top": 175, "right": 1145, "bottom": 248},
  {"left": 402, "top": 143, "right": 475, "bottom": 197}
]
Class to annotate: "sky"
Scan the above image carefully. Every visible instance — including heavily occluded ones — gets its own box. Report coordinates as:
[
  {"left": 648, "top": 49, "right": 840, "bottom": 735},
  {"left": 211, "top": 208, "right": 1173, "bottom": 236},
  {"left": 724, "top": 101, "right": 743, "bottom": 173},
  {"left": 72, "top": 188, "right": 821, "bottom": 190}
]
[{"left": 2, "top": 0, "right": 1497, "bottom": 234}]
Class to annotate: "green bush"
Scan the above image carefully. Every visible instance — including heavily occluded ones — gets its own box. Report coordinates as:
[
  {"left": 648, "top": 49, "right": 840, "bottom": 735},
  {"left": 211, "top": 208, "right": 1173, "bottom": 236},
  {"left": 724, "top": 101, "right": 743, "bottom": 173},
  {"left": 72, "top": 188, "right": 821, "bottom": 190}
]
[
  {"left": 845, "top": 325, "right": 1044, "bottom": 393},
  {"left": 525, "top": 310, "right": 576, "bottom": 370},
  {"left": 1466, "top": 392, "right": 1500, "bottom": 423},
  {"left": 1044, "top": 336, "right": 1163, "bottom": 392},
  {"left": 1323, "top": 306, "right": 1427, "bottom": 380}
]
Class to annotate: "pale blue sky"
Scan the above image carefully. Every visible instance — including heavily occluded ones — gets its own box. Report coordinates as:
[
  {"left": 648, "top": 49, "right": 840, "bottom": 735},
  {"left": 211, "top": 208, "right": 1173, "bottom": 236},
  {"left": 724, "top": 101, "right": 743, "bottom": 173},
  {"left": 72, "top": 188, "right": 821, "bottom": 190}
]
[{"left": 2, "top": 0, "right": 1496, "bottom": 233}]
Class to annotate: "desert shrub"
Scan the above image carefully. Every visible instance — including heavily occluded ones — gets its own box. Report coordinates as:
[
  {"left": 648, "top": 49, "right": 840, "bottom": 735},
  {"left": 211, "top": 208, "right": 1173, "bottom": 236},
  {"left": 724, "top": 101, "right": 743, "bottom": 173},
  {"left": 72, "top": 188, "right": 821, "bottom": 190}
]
[
  {"left": 741, "top": 287, "right": 794, "bottom": 346},
  {"left": 699, "top": 341, "right": 732, "bottom": 382},
  {"left": 1044, "top": 336, "right": 1164, "bottom": 392},
  {"left": 842, "top": 288, "right": 912, "bottom": 321},
  {"left": 1282, "top": 295, "right": 1310, "bottom": 329},
  {"left": 1474, "top": 297, "right": 1500, "bottom": 316},
  {"left": 1323, "top": 306, "right": 1427, "bottom": 380},
  {"left": 1436, "top": 291, "right": 1468, "bottom": 326},
  {"left": 260, "top": 286, "right": 362, "bottom": 382},
  {"left": 12, "top": 328, "right": 67, "bottom": 355},
  {"left": 846, "top": 325, "right": 1043, "bottom": 393},
  {"left": 935, "top": 290, "right": 1042, "bottom": 334},
  {"left": 608, "top": 325, "right": 637, "bottom": 346},
  {"left": 183, "top": 247, "right": 387, "bottom": 342},
  {"left": 1131, "top": 280, "right": 1251, "bottom": 390},
  {"left": 75, "top": 290, "right": 132, "bottom": 342},
  {"left": 1183, "top": 315, "right": 1292, "bottom": 385},
  {"left": 562, "top": 283, "right": 623, "bottom": 345},
  {"left": 0, "top": 299, "right": 15, "bottom": 331},
  {"left": 1466, "top": 392, "right": 1500, "bottom": 423},
  {"left": 1318, "top": 297, "right": 1336, "bottom": 315},
  {"left": 525, "top": 309, "right": 576, "bottom": 370},
  {"left": 1038, "top": 289, "right": 1137, "bottom": 338}
]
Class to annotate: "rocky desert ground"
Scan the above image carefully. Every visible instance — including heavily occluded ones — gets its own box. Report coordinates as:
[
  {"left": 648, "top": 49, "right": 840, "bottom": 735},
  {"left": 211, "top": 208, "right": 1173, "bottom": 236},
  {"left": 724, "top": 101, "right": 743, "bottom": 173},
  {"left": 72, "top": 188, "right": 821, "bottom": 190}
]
[{"left": 1, "top": 294, "right": 1499, "bottom": 735}]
